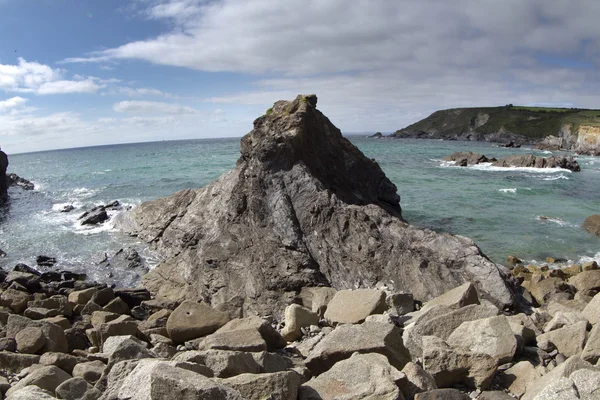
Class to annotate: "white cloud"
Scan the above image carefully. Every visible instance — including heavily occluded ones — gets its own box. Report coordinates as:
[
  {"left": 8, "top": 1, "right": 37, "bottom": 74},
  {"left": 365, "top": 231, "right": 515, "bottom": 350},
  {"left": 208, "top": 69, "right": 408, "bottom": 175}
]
[
  {"left": 0, "top": 58, "right": 103, "bottom": 95},
  {"left": 0, "top": 96, "right": 28, "bottom": 113},
  {"left": 106, "top": 86, "right": 175, "bottom": 98},
  {"left": 113, "top": 100, "right": 196, "bottom": 114}
]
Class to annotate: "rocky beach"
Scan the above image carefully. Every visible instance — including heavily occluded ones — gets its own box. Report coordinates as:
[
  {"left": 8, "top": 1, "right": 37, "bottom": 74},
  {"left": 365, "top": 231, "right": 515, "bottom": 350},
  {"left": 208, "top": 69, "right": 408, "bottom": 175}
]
[{"left": 0, "top": 95, "right": 599, "bottom": 399}]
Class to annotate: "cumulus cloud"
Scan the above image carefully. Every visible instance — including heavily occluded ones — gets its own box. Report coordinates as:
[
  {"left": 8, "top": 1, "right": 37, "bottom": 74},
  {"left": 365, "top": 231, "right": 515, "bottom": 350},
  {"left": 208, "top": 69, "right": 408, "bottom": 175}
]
[
  {"left": 113, "top": 100, "right": 196, "bottom": 114},
  {"left": 0, "top": 58, "right": 102, "bottom": 95},
  {"left": 0, "top": 96, "right": 28, "bottom": 113},
  {"left": 106, "top": 86, "right": 175, "bottom": 98}
]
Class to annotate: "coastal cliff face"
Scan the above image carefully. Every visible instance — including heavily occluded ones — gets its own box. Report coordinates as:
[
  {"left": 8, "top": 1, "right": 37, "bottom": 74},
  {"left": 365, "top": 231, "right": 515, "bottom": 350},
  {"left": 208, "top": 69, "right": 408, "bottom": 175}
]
[
  {"left": 120, "top": 95, "right": 516, "bottom": 317},
  {"left": 0, "top": 149, "right": 8, "bottom": 203},
  {"left": 393, "top": 106, "right": 600, "bottom": 153}
]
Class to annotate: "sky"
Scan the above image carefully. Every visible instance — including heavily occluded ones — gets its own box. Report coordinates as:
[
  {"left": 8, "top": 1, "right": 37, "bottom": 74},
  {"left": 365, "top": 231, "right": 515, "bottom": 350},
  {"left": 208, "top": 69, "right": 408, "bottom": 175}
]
[{"left": 1, "top": 0, "right": 600, "bottom": 154}]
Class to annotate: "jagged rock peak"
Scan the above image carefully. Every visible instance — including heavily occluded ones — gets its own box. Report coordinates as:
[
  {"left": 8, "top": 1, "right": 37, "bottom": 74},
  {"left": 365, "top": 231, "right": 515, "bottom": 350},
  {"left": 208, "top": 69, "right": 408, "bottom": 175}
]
[{"left": 240, "top": 94, "right": 401, "bottom": 215}]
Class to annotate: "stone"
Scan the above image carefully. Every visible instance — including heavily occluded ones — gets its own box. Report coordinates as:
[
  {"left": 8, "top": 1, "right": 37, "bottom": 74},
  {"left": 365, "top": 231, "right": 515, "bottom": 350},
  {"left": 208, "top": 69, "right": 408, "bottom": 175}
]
[
  {"left": 72, "top": 360, "right": 106, "bottom": 384},
  {"left": 521, "top": 355, "right": 596, "bottom": 400},
  {"left": 582, "top": 324, "right": 600, "bottom": 363},
  {"left": 584, "top": 214, "right": 600, "bottom": 237},
  {"left": 478, "top": 392, "right": 515, "bottom": 400},
  {"left": 151, "top": 342, "right": 177, "bottom": 358},
  {"left": 90, "top": 287, "right": 115, "bottom": 307},
  {"left": 497, "top": 361, "right": 542, "bottom": 398},
  {"left": 91, "top": 310, "right": 121, "bottom": 328},
  {"left": 300, "top": 287, "right": 337, "bottom": 317},
  {"left": 0, "top": 288, "right": 32, "bottom": 313},
  {"left": 281, "top": 304, "right": 320, "bottom": 342},
  {"left": 89, "top": 315, "right": 140, "bottom": 348},
  {"left": 546, "top": 296, "right": 587, "bottom": 317},
  {"left": 6, "top": 314, "right": 68, "bottom": 353},
  {"left": 68, "top": 287, "right": 99, "bottom": 305},
  {"left": 403, "top": 303, "right": 499, "bottom": 358},
  {"left": 107, "top": 337, "right": 155, "bottom": 365},
  {"left": 570, "top": 368, "right": 600, "bottom": 399},
  {"left": 55, "top": 377, "right": 101, "bottom": 400},
  {"left": 216, "top": 316, "right": 287, "bottom": 350},
  {"left": 401, "top": 361, "right": 437, "bottom": 400},
  {"left": 15, "top": 326, "right": 46, "bottom": 354},
  {"left": 420, "top": 282, "right": 479, "bottom": 312},
  {"left": 79, "top": 206, "right": 109, "bottom": 225},
  {"left": 447, "top": 316, "right": 517, "bottom": 363},
  {"left": 582, "top": 293, "right": 600, "bottom": 325},
  {"left": 542, "top": 311, "right": 586, "bottom": 333},
  {"left": 531, "top": 377, "right": 579, "bottom": 400},
  {"left": 148, "top": 334, "right": 172, "bottom": 346},
  {"left": 536, "top": 321, "right": 587, "bottom": 357},
  {"left": 569, "top": 270, "right": 600, "bottom": 293},
  {"left": 0, "top": 351, "right": 40, "bottom": 373},
  {"left": 28, "top": 295, "right": 73, "bottom": 317},
  {"left": 0, "top": 337, "right": 16, "bottom": 352},
  {"left": 5, "top": 386, "right": 57, "bottom": 399},
  {"left": 196, "top": 328, "right": 267, "bottom": 352},
  {"left": 491, "top": 154, "right": 580, "bottom": 171},
  {"left": 103, "top": 297, "right": 130, "bottom": 315},
  {"left": 39, "top": 352, "right": 80, "bottom": 374},
  {"left": 120, "top": 95, "right": 516, "bottom": 318},
  {"left": 422, "top": 336, "right": 497, "bottom": 390},
  {"left": 387, "top": 292, "right": 414, "bottom": 316},
  {"left": 172, "top": 350, "right": 261, "bottom": 378},
  {"left": 65, "top": 328, "right": 91, "bottom": 352},
  {"left": 5, "top": 365, "right": 71, "bottom": 397},
  {"left": 113, "top": 287, "right": 152, "bottom": 308},
  {"left": 166, "top": 301, "right": 230, "bottom": 344},
  {"left": 414, "top": 389, "right": 470, "bottom": 400},
  {"left": 305, "top": 321, "right": 411, "bottom": 375},
  {"left": 43, "top": 316, "right": 71, "bottom": 330},
  {"left": 102, "top": 334, "right": 147, "bottom": 355},
  {"left": 223, "top": 371, "right": 301, "bottom": 400},
  {"left": 525, "top": 277, "right": 570, "bottom": 305},
  {"left": 118, "top": 360, "right": 243, "bottom": 400},
  {"left": 251, "top": 351, "right": 294, "bottom": 373},
  {"left": 300, "top": 352, "right": 405, "bottom": 400},
  {"left": 323, "top": 289, "right": 387, "bottom": 325}
]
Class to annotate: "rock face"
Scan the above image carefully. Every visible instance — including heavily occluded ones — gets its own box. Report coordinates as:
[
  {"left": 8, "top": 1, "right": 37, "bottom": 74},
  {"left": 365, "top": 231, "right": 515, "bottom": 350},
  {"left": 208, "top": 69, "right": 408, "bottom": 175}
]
[
  {"left": 120, "top": 95, "right": 516, "bottom": 317},
  {"left": 0, "top": 149, "right": 8, "bottom": 203},
  {"left": 584, "top": 214, "right": 600, "bottom": 237}
]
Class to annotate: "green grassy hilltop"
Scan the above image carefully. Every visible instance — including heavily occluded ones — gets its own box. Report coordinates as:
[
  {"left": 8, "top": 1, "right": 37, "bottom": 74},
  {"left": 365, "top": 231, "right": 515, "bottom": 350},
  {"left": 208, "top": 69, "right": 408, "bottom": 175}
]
[{"left": 393, "top": 105, "right": 600, "bottom": 142}]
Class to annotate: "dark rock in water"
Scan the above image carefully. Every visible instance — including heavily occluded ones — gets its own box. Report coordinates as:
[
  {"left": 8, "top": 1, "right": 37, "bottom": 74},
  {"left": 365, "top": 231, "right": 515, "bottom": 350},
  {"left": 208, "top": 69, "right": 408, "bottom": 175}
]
[
  {"left": 501, "top": 141, "right": 521, "bottom": 148},
  {"left": 0, "top": 248, "right": 6, "bottom": 258},
  {"left": 443, "top": 152, "right": 580, "bottom": 172},
  {"left": 0, "top": 149, "right": 7, "bottom": 203},
  {"left": 370, "top": 132, "right": 384, "bottom": 138},
  {"left": 60, "top": 205, "right": 75, "bottom": 213},
  {"left": 97, "top": 248, "right": 146, "bottom": 272},
  {"left": 119, "top": 94, "right": 516, "bottom": 317},
  {"left": 584, "top": 215, "right": 600, "bottom": 237},
  {"left": 492, "top": 154, "right": 581, "bottom": 172},
  {"left": 14, "top": 263, "right": 41, "bottom": 276},
  {"left": 443, "top": 152, "right": 496, "bottom": 166},
  {"left": 105, "top": 200, "right": 121, "bottom": 210},
  {"left": 79, "top": 206, "right": 109, "bottom": 225},
  {"left": 37, "top": 255, "right": 57, "bottom": 267},
  {"left": 7, "top": 173, "right": 34, "bottom": 190}
]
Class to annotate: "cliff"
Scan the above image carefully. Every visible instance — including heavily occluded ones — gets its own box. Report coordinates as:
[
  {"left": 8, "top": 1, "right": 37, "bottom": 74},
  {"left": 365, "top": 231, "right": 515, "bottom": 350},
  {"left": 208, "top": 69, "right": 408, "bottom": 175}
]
[
  {"left": 118, "top": 95, "right": 516, "bottom": 318},
  {"left": 392, "top": 106, "right": 600, "bottom": 150}
]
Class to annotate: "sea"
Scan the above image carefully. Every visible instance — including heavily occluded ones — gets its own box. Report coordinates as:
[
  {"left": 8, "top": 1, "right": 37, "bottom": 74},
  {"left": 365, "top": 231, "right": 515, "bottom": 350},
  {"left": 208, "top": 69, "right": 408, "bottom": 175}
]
[{"left": 1, "top": 136, "right": 599, "bottom": 287}]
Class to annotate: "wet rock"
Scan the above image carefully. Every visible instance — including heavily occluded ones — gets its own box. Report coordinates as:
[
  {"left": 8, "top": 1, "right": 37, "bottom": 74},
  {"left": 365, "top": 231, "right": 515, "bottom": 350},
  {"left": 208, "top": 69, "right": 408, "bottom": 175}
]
[
  {"left": 79, "top": 206, "right": 109, "bottom": 225},
  {"left": 323, "top": 288, "right": 387, "bottom": 324},
  {"left": 7, "top": 173, "right": 35, "bottom": 190},
  {"left": 121, "top": 95, "right": 515, "bottom": 317},
  {"left": 491, "top": 154, "right": 580, "bottom": 172},
  {"left": 300, "top": 353, "right": 404, "bottom": 400},
  {"left": 584, "top": 214, "right": 600, "bottom": 237},
  {"left": 0, "top": 149, "right": 7, "bottom": 202},
  {"left": 281, "top": 304, "right": 320, "bottom": 342},
  {"left": 305, "top": 321, "right": 410, "bottom": 375},
  {"left": 36, "top": 255, "right": 57, "bottom": 267},
  {"left": 442, "top": 151, "right": 495, "bottom": 166},
  {"left": 166, "top": 301, "right": 230, "bottom": 344}
]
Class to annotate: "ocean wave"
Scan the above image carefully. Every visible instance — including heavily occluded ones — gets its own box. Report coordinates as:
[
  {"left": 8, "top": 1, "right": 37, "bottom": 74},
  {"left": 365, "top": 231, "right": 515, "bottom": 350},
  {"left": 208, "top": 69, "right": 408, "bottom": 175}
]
[
  {"left": 540, "top": 174, "right": 569, "bottom": 181},
  {"left": 498, "top": 188, "right": 517, "bottom": 193},
  {"left": 466, "top": 163, "right": 573, "bottom": 174},
  {"left": 535, "top": 215, "right": 577, "bottom": 227}
]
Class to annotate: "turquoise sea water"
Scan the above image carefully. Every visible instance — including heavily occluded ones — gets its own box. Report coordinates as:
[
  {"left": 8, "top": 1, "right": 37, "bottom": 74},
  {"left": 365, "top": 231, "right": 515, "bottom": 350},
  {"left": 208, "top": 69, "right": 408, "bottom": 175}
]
[{"left": 1, "top": 136, "right": 599, "bottom": 285}]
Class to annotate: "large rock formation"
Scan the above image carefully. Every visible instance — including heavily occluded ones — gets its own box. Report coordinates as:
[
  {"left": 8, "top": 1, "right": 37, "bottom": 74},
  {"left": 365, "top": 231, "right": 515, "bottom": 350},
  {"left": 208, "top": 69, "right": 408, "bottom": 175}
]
[
  {"left": 443, "top": 152, "right": 581, "bottom": 172},
  {"left": 119, "top": 95, "right": 516, "bottom": 317},
  {"left": 0, "top": 149, "right": 8, "bottom": 203}
]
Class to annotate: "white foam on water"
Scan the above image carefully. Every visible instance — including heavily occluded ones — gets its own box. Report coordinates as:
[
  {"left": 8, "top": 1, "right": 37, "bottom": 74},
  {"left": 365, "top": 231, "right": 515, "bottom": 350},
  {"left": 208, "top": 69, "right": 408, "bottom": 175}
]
[
  {"left": 70, "top": 187, "right": 98, "bottom": 198},
  {"left": 499, "top": 188, "right": 517, "bottom": 193},
  {"left": 540, "top": 150, "right": 553, "bottom": 154},
  {"left": 467, "top": 163, "right": 573, "bottom": 174},
  {"left": 535, "top": 215, "right": 577, "bottom": 228},
  {"left": 540, "top": 174, "right": 569, "bottom": 181},
  {"left": 578, "top": 252, "right": 600, "bottom": 265}
]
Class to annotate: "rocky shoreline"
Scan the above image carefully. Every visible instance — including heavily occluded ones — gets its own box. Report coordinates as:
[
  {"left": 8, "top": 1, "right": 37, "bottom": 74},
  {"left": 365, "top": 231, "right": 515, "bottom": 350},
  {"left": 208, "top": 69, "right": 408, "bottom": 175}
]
[
  {"left": 1, "top": 96, "right": 599, "bottom": 399},
  {"left": 442, "top": 152, "right": 581, "bottom": 172}
]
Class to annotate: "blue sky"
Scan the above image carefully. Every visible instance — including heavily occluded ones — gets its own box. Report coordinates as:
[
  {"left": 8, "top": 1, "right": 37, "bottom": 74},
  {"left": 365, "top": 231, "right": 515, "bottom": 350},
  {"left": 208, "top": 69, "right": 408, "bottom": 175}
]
[{"left": 1, "top": 0, "right": 600, "bottom": 153}]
